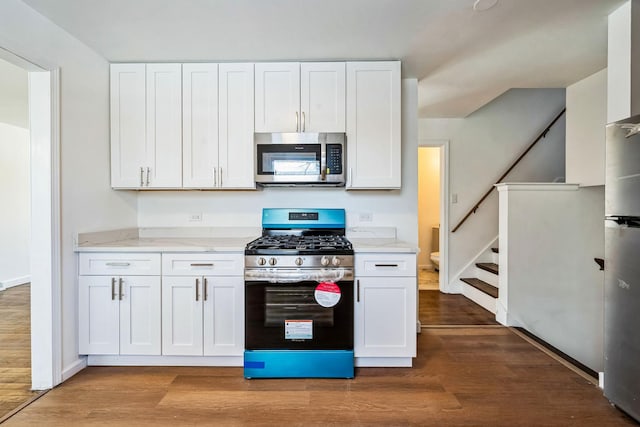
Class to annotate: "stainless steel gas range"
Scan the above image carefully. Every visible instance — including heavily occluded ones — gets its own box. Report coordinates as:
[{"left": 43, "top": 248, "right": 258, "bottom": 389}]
[{"left": 243, "top": 208, "right": 354, "bottom": 378}]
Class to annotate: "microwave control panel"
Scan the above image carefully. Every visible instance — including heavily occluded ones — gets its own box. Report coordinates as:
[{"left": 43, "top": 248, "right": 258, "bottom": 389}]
[{"left": 326, "top": 144, "right": 343, "bottom": 175}]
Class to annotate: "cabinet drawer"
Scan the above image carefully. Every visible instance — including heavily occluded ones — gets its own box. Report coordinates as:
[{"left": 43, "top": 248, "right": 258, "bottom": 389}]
[
  {"left": 355, "top": 253, "right": 416, "bottom": 277},
  {"left": 162, "top": 253, "right": 243, "bottom": 276},
  {"left": 79, "top": 253, "right": 161, "bottom": 276}
]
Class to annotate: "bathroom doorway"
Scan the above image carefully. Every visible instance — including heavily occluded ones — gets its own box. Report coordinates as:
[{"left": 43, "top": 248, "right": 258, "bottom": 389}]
[{"left": 418, "top": 146, "right": 441, "bottom": 290}]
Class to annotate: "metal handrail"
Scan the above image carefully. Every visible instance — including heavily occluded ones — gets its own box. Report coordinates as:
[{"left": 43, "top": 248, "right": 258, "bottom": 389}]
[{"left": 451, "top": 108, "right": 567, "bottom": 233}]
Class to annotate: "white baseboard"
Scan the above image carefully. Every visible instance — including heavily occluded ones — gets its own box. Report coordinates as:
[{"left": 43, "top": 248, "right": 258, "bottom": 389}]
[
  {"left": 0, "top": 275, "right": 31, "bottom": 290},
  {"left": 355, "top": 357, "right": 413, "bottom": 367},
  {"left": 62, "top": 357, "right": 87, "bottom": 382},
  {"left": 599, "top": 372, "right": 604, "bottom": 389}
]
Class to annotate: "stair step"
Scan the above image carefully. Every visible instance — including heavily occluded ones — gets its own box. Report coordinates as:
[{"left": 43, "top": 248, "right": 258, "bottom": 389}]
[
  {"left": 477, "top": 262, "right": 499, "bottom": 275},
  {"left": 461, "top": 278, "right": 499, "bottom": 298},
  {"left": 491, "top": 247, "right": 499, "bottom": 253}
]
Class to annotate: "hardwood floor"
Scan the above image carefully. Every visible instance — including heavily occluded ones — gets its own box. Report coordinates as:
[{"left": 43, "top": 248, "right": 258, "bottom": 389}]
[
  {"left": 2, "top": 284, "right": 635, "bottom": 426},
  {"left": 3, "top": 327, "right": 636, "bottom": 426},
  {"left": 0, "top": 284, "right": 40, "bottom": 420},
  {"left": 419, "top": 290, "right": 499, "bottom": 326}
]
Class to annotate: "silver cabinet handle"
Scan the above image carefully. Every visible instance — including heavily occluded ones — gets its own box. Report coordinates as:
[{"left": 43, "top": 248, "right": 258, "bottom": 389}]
[
  {"left": 118, "top": 278, "right": 124, "bottom": 301},
  {"left": 190, "top": 263, "right": 214, "bottom": 267},
  {"left": 219, "top": 167, "right": 223, "bottom": 187},
  {"left": 140, "top": 167, "right": 144, "bottom": 187},
  {"left": 348, "top": 168, "right": 353, "bottom": 187},
  {"left": 204, "top": 277, "right": 208, "bottom": 301},
  {"left": 195, "top": 278, "right": 200, "bottom": 302},
  {"left": 357, "top": 279, "right": 360, "bottom": 302},
  {"left": 111, "top": 277, "right": 116, "bottom": 301},
  {"left": 106, "top": 262, "right": 131, "bottom": 267},
  {"left": 146, "top": 167, "right": 150, "bottom": 186},
  {"left": 374, "top": 264, "right": 399, "bottom": 268},
  {"left": 295, "top": 111, "right": 299, "bottom": 132},
  {"left": 302, "top": 111, "right": 306, "bottom": 132},
  {"left": 213, "top": 167, "right": 217, "bottom": 187}
]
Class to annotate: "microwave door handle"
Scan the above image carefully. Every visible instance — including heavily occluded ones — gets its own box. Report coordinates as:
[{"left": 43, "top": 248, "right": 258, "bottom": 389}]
[{"left": 320, "top": 146, "right": 326, "bottom": 181}]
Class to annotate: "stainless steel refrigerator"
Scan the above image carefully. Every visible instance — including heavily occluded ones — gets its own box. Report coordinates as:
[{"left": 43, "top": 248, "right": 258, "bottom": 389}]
[{"left": 604, "top": 115, "right": 640, "bottom": 422}]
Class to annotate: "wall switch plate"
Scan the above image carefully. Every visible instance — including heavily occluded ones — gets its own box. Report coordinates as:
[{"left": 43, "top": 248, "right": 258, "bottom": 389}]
[
  {"left": 189, "top": 213, "right": 203, "bottom": 222},
  {"left": 359, "top": 212, "right": 373, "bottom": 222}
]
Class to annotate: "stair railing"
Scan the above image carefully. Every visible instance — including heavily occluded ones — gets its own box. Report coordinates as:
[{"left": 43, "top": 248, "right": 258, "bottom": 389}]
[{"left": 451, "top": 108, "right": 566, "bottom": 233}]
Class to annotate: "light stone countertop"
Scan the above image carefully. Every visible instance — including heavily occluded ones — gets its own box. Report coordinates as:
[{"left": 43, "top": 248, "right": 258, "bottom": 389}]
[{"left": 74, "top": 227, "right": 418, "bottom": 254}]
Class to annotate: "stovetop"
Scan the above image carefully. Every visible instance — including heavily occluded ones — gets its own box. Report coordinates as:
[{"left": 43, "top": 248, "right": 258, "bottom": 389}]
[{"left": 245, "top": 234, "right": 353, "bottom": 256}]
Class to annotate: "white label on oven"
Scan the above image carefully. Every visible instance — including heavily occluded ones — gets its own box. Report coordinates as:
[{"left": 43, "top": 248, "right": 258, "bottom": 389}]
[
  {"left": 285, "top": 320, "right": 313, "bottom": 340},
  {"left": 315, "top": 282, "right": 341, "bottom": 307}
]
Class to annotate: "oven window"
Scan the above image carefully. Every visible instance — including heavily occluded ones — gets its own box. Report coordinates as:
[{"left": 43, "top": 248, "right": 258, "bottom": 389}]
[{"left": 264, "top": 287, "right": 334, "bottom": 327}]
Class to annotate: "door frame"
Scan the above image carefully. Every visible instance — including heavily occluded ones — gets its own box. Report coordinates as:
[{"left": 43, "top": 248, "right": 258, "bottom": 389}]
[
  {"left": 418, "top": 139, "right": 450, "bottom": 294},
  {"left": 0, "top": 47, "right": 62, "bottom": 389}
]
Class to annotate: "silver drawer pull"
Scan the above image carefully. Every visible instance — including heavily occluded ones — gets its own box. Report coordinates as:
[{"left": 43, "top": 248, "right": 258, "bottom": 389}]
[
  {"left": 374, "top": 263, "right": 399, "bottom": 268},
  {"left": 190, "top": 263, "right": 214, "bottom": 267},
  {"left": 106, "top": 262, "right": 131, "bottom": 267}
]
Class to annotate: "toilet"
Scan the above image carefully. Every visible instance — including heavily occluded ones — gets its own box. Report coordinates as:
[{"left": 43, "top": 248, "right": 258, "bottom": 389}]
[{"left": 430, "top": 252, "right": 440, "bottom": 271}]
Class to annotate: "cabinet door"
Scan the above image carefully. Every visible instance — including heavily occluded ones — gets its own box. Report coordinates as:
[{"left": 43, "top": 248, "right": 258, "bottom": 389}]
[
  {"left": 301, "top": 62, "right": 345, "bottom": 132},
  {"left": 79, "top": 276, "right": 119, "bottom": 354},
  {"left": 346, "top": 61, "right": 401, "bottom": 189},
  {"left": 219, "top": 63, "right": 256, "bottom": 189},
  {"left": 203, "top": 276, "right": 244, "bottom": 356},
  {"left": 110, "top": 64, "right": 146, "bottom": 189},
  {"left": 183, "top": 63, "right": 219, "bottom": 189},
  {"left": 119, "top": 276, "right": 161, "bottom": 355},
  {"left": 354, "top": 276, "right": 416, "bottom": 358},
  {"left": 255, "top": 63, "right": 300, "bottom": 132},
  {"left": 162, "top": 276, "right": 203, "bottom": 355},
  {"left": 146, "top": 63, "right": 182, "bottom": 188}
]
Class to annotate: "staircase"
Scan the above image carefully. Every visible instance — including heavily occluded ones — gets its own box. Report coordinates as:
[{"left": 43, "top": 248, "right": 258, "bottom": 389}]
[{"left": 460, "top": 247, "right": 500, "bottom": 314}]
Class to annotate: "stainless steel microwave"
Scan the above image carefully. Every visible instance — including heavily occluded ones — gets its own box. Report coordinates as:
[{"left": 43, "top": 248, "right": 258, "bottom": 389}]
[{"left": 255, "top": 133, "right": 345, "bottom": 186}]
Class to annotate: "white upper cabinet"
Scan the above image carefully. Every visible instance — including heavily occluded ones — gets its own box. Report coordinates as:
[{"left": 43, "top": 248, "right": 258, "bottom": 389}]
[
  {"left": 110, "top": 64, "right": 146, "bottom": 188},
  {"left": 177, "top": 63, "right": 256, "bottom": 189},
  {"left": 346, "top": 61, "right": 401, "bottom": 189},
  {"left": 301, "top": 62, "right": 346, "bottom": 132},
  {"left": 183, "top": 63, "right": 220, "bottom": 188},
  {"left": 110, "top": 63, "right": 182, "bottom": 189},
  {"left": 255, "top": 63, "right": 300, "bottom": 132},
  {"left": 146, "top": 64, "right": 183, "bottom": 188},
  {"left": 255, "top": 62, "right": 345, "bottom": 133},
  {"left": 218, "top": 63, "right": 255, "bottom": 189}
]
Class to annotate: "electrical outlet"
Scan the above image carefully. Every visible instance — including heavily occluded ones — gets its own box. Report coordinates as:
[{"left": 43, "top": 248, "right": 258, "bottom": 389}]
[
  {"left": 189, "top": 213, "right": 202, "bottom": 222},
  {"left": 452, "top": 194, "right": 458, "bottom": 204},
  {"left": 359, "top": 212, "right": 373, "bottom": 222}
]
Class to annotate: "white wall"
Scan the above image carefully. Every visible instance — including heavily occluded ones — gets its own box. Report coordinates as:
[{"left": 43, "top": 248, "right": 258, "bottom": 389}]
[
  {"left": 0, "top": 123, "right": 30, "bottom": 288},
  {"left": 0, "top": 59, "right": 28, "bottom": 128},
  {"left": 566, "top": 69, "right": 607, "bottom": 187},
  {"left": 138, "top": 79, "right": 420, "bottom": 246},
  {"left": 498, "top": 184, "right": 604, "bottom": 372},
  {"left": 419, "top": 89, "right": 566, "bottom": 286},
  {"left": 0, "top": 0, "right": 138, "bottom": 380}
]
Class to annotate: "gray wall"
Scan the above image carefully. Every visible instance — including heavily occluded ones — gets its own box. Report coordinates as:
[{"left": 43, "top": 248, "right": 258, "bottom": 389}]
[{"left": 420, "top": 88, "right": 566, "bottom": 287}]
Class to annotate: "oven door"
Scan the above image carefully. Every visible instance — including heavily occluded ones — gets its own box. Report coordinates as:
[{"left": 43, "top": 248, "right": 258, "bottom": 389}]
[{"left": 245, "top": 279, "right": 354, "bottom": 350}]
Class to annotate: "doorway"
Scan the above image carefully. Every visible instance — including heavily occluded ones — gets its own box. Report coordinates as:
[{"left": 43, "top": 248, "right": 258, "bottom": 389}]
[
  {"left": 0, "top": 47, "right": 62, "bottom": 392},
  {"left": 417, "top": 146, "right": 441, "bottom": 290}
]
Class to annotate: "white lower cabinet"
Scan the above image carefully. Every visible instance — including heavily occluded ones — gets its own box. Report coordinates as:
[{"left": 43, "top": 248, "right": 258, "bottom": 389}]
[
  {"left": 354, "top": 253, "right": 417, "bottom": 365},
  {"left": 161, "top": 275, "right": 244, "bottom": 356},
  {"left": 78, "top": 274, "right": 161, "bottom": 355},
  {"left": 161, "top": 253, "right": 244, "bottom": 356}
]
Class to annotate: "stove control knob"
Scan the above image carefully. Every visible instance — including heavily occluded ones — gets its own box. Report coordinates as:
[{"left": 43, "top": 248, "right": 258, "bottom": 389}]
[
  {"left": 257, "top": 257, "right": 267, "bottom": 266},
  {"left": 331, "top": 257, "right": 341, "bottom": 266},
  {"left": 320, "top": 256, "right": 330, "bottom": 266},
  {"left": 269, "top": 257, "right": 277, "bottom": 266},
  {"left": 295, "top": 257, "right": 303, "bottom": 266}
]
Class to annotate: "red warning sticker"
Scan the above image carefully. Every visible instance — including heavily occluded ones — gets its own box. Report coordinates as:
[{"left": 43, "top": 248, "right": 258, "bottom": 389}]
[{"left": 315, "top": 282, "right": 341, "bottom": 307}]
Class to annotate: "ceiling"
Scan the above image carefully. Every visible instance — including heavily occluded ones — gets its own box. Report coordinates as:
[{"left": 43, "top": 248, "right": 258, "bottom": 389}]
[{"left": 20, "top": 0, "right": 625, "bottom": 117}]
